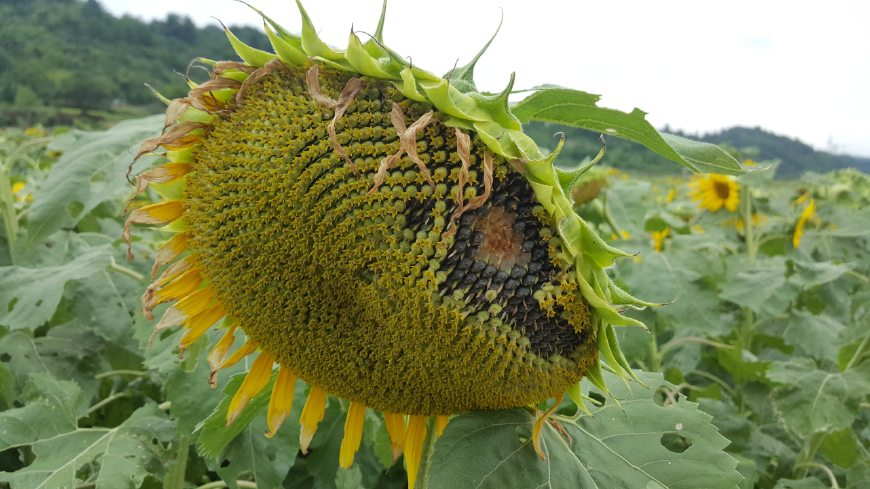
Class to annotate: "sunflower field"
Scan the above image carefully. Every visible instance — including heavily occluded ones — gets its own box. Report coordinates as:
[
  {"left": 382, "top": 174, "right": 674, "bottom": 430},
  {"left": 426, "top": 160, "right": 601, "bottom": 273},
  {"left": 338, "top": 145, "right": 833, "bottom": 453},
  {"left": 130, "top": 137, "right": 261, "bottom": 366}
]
[
  {"left": 1, "top": 116, "right": 867, "bottom": 489},
  {"left": 1, "top": 4, "right": 869, "bottom": 488}
]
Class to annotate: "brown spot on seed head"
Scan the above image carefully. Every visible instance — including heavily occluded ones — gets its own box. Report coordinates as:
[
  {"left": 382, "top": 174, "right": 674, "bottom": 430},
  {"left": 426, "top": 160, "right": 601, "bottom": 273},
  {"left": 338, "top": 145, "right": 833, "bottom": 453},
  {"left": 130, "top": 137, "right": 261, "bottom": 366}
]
[{"left": 473, "top": 207, "right": 530, "bottom": 271}]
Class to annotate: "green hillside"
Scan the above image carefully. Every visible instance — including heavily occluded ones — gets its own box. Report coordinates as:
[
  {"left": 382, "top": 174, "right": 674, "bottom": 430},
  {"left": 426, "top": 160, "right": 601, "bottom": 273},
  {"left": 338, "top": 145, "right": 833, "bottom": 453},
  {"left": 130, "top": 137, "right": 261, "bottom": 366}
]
[{"left": 0, "top": 0, "right": 268, "bottom": 125}]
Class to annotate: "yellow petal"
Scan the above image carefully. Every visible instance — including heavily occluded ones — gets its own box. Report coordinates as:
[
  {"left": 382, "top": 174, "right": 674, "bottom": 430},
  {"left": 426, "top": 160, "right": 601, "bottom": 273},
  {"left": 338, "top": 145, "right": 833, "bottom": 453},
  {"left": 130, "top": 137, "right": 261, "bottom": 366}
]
[
  {"left": 299, "top": 386, "right": 327, "bottom": 454},
  {"left": 226, "top": 351, "right": 275, "bottom": 426},
  {"left": 179, "top": 303, "right": 226, "bottom": 349},
  {"left": 383, "top": 412, "right": 406, "bottom": 463},
  {"left": 404, "top": 415, "right": 427, "bottom": 489},
  {"left": 208, "top": 322, "right": 238, "bottom": 382},
  {"left": 220, "top": 339, "right": 258, "bottom": 370},
  {"left": 155, "top": 269, "right": 202, "bottom": 304},
  {"left": 151, "top": 232, "right": 188, "bottom": 278},
  {"left": 266, "top": 367, "right": 296, "bottom": 438},
  {"left": 435, "top": 415, "right": 449, "bottom": 437},
  {"left": 339, "top": 402, "right": 366, "bottom": 468},
  {"left": 176, "top": 286, "right": 216, "bottom": 317}
]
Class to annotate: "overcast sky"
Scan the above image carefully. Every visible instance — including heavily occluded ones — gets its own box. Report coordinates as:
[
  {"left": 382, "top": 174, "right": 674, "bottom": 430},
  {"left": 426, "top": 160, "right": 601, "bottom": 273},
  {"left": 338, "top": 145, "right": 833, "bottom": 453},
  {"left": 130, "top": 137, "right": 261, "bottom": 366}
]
[{"left": 100, "top": 0, "right": 870, "bottom": 157}]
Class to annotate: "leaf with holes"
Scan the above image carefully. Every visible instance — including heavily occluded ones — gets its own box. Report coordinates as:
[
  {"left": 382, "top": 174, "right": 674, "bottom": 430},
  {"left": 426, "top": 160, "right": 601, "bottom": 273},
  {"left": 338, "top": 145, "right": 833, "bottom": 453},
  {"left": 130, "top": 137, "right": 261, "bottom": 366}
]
[
  {"left": 0, "top": 403, "right": 173, "bottom": 489},
  {"left": 0, "top": 246, "right": 110, "bottom": 331},
  {"left": 424, "top": 371, "right": 741, "bottom": 489}
]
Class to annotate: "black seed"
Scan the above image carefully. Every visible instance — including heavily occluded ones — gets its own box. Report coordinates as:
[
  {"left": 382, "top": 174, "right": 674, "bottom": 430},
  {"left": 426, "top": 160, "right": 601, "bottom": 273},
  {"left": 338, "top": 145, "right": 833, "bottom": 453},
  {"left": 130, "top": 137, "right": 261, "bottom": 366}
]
[
  {"left": 504, "top": 279, "right": 519, "bottom": 290},
  {"left": 470, "top": 260, "right": 486, "bottom": 274},
  {"left": 482, "top": 265, "right": 497, "bottom": 278},
  {"left": 510, "top": 265, "right": 526, "bottom": 280}
]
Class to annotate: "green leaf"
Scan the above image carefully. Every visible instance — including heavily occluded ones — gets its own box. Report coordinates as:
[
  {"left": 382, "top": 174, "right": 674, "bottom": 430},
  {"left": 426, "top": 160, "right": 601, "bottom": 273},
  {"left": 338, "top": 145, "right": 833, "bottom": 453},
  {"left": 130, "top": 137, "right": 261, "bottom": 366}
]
[
  {"left": 26, "top": 116, "right": 162, "bottom": 246},
  {"left": 0, "top": 404, "right": 173, "bottom": 489},
  {"left": 0, "top": 245, "right": 110, "bottom": 330},
  {"left": 818, "top": 428, "right": 860, "bottom": 468},
  {"left": 335, "top": 465, "right": 363, "bottom": 489},
  {"left": 767, "top": 359, "right": 870, "bottom": 439},
  {"left": 0, "top": 373, "right": 85, "bottom": 451},
  {"left": 719, "top": 258, "right": 798, "bottom": 317},
  {"left": 511, "top": 88, "right": 742, "bottom": 174},
  {"left": 0, "top": 327, "right": 107, "bottom": 399},
  {"left": 425, "top": 371, "right": 741, "bottom": 489},
  {"left": 196, "top": 373, "right": 272, "bottom": 459},
  {"left": 782, "top": 311, "right": 844, "bottom": 362}
]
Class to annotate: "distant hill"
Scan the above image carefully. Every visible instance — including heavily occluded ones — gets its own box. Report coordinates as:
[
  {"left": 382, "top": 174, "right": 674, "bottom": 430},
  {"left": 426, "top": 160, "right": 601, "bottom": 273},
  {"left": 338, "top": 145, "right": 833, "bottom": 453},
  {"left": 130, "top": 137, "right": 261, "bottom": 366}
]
[
  {"left": 0, "top": 0, "right": 269, "bottom": 125},
  {"left": 698, "top": 126, "right": 870, "bottom": 178},
  {"left": 525, "top": 122, "right": 870, "bottom": 179}
]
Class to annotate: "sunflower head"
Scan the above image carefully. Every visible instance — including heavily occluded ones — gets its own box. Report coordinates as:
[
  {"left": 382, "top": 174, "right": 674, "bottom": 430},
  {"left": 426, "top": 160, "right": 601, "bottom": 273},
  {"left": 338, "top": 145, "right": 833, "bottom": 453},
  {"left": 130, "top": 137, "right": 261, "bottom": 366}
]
[
  {"left": 689, "top": 173, "right": 740, "bottom": 212},
  {"left": 124, "top": 2, "right": 663, "bottom": 486}
]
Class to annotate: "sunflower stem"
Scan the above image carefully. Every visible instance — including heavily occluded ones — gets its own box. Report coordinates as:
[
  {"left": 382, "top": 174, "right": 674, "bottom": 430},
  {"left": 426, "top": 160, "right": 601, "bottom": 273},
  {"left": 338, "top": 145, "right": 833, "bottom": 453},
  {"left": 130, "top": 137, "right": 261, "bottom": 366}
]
[
  {"left": 741, "top": 185, "right": 756, "bottom": 264},
  {"left": 164, "top": 435, "right": 190, "bottom": 489},
  {"left": 0, "top": 162, "right": 19, "bottom": 254},
  {"left": 107, "top": 256, "right": 145, "bottom": 281}
]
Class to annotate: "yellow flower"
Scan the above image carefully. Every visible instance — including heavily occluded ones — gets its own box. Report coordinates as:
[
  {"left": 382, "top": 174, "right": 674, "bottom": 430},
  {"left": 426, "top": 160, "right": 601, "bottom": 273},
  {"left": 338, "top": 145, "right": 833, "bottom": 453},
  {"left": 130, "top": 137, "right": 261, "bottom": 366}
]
[
  {"left": 793, "top": 200, "right": 816, "bottom": 248},
  {"left": 11, "top": 181, "right": 32, "bottom": 203},
  {"left": 651, "top": 228, "right": 670, "bottom": 252},
  {"left": 665, "top": 188, "right": 677, "bottom": 203},
  {"left": 689, "top": 174, "right": 740, "bottom": 212},
  {"left": 24, "top": 126, "right": 45, "bottom": 137}
]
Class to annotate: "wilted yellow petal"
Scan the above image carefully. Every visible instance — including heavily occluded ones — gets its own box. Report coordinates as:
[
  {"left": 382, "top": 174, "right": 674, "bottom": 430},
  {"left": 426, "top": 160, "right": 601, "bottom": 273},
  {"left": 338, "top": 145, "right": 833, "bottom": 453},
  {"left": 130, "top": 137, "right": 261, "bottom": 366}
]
[
  {"left": 532, "top": 395, "right": 562, "bottom": 460},
  {"left": 299, "top": 386, "right": 327, "bottom": 454},
  {"left": 383, "top": 412, "right": 406, "bottom": 462}
]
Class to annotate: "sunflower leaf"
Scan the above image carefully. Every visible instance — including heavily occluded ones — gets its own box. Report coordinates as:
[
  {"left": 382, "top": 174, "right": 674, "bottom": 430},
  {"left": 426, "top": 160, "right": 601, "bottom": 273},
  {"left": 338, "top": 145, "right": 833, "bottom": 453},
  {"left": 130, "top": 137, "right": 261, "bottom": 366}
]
[
  {"left": 0, "top": 245, "right": 110, "bottom": 331},
  {"left": 511, "top": 88, "right": 743, "bottom": 175},
  {"left": 25, "top": 116, "right": 162, "bottom": 247},
  {"left": 426, "top": 370, "right": 741, "bottom": 489}
]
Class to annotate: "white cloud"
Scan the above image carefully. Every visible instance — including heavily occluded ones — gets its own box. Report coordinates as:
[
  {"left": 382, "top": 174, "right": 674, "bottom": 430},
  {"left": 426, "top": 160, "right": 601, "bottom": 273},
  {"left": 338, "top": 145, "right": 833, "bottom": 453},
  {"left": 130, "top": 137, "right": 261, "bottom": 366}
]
[{"left": 101, "top": 0, "right": 870, "bottom": 156}]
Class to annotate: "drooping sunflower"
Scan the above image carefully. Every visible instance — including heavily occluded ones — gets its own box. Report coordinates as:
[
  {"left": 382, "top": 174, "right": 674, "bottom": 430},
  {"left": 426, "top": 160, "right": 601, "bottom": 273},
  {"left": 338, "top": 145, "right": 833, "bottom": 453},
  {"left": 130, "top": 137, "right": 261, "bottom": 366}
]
[
  {"left": 689, "top": 173, "right": 740, "bottom": 212},
  {"left": 124, "top": 2, "right": 732, "bottom": 486}
]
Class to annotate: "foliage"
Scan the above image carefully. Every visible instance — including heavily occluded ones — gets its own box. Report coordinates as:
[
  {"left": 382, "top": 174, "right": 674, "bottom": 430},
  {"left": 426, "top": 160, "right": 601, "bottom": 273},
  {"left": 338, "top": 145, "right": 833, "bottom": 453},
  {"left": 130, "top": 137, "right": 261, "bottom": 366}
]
[{"left": 0, "top": 110, "right": 867, "bottom": 488}]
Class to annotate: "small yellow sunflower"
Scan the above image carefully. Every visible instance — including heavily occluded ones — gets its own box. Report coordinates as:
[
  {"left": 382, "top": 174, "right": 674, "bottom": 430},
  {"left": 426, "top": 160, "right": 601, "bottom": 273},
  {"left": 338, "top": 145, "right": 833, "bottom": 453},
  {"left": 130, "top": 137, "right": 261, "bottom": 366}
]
[
  {"left": 689, "top": 174, "right": 740, "bottom": 212},
  {"left": 651, "top": 227, "right": 670, "bottom": 252},
  {"left": 793, "top": 199, "right": 817, "bottom": 248}
]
